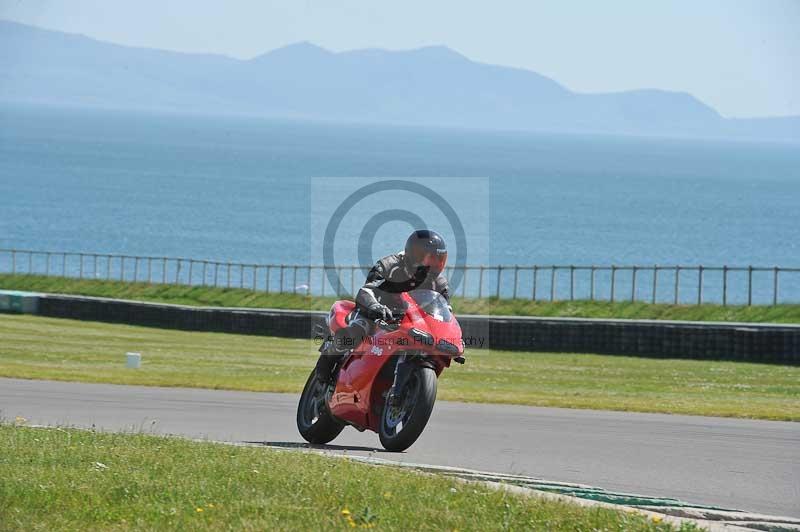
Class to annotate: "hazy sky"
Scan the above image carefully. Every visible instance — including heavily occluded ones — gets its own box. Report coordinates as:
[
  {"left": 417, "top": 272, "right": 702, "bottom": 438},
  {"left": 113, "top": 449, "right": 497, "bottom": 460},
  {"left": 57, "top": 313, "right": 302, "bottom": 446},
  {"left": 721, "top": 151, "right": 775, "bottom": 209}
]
[{"left": 2, "top": 0, "right": 798, "bottom": 118}]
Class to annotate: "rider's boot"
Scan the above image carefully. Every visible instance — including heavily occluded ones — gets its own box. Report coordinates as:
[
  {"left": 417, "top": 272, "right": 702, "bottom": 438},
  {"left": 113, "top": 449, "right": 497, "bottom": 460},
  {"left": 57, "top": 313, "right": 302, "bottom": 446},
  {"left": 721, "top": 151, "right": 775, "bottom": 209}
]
[
  {"left": 314, "top": 321, "right": 368, "bottom": 384},
  {"left": 314, "top": 340, "right": 345, "bottom": 384}
]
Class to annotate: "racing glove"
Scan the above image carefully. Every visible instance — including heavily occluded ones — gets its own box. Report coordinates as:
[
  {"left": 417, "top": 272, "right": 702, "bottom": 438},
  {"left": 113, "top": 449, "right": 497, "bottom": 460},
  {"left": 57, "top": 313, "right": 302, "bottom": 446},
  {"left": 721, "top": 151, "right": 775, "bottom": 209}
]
[{"left": 367, "top": 302, "right": 394, "bottom": 321}]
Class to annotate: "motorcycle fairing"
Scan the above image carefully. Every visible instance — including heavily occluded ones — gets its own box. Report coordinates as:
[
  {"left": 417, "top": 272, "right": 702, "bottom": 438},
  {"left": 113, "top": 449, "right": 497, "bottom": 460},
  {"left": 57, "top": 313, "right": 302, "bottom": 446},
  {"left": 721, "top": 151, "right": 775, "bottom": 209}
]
[
  {"left": 329, "top": 324, "right": 406, "bottom": 431},
  {"left": 327, "top": 300, "right": 356, "bottom": 333},
  {"left": 326, "top": 291, "right": 464, "bottom": 432}
]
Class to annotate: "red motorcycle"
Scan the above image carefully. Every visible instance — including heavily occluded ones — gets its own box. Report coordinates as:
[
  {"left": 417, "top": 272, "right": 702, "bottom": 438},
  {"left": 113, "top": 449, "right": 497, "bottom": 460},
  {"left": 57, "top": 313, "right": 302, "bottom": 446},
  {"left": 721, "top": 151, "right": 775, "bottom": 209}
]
[{"left": 296, "top": 289, "right": 465, "bottom": 451}]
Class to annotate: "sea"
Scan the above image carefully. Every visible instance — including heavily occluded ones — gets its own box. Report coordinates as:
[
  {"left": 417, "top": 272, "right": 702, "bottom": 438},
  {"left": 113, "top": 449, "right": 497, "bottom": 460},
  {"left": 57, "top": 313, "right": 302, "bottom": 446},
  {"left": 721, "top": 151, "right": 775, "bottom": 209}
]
[{"left": 1, "top": 104, "right": 798, "bottom": 303}]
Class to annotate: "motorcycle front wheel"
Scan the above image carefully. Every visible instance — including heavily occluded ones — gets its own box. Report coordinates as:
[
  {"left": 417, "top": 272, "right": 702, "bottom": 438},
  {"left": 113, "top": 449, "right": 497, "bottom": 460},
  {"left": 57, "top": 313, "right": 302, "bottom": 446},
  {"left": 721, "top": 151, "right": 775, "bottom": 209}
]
[
  {"left": 379, "top": 366, "right": 438, "bottom": 452},
  {"left": 296, "top": 370, "right": 344, "bottom": 444}
]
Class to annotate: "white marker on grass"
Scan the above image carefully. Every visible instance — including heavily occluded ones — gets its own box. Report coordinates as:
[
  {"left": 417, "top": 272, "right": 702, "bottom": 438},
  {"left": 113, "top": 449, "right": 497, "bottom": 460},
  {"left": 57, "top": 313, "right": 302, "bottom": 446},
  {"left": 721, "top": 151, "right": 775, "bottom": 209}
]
[{"left": 126, "top": 352, "right": 141, "bottom": 369}]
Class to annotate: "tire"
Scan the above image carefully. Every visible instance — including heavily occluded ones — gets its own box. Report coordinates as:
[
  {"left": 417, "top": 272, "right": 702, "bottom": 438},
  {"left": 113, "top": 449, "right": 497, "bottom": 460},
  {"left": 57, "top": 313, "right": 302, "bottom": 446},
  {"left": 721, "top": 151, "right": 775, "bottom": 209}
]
[
  {"left": 379, "top": 366, "right": 438, "bottom": 452},
  {"left": 296, "top": 370, "right": 344, "bottom": 444}
]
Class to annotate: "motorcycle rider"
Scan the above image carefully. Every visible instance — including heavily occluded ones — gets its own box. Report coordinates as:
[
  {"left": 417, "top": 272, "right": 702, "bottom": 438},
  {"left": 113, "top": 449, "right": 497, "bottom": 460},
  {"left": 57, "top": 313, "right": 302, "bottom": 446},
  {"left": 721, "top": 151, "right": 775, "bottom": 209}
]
[{"left": 314, "top": 229, "right": 450, "bottom": 383}]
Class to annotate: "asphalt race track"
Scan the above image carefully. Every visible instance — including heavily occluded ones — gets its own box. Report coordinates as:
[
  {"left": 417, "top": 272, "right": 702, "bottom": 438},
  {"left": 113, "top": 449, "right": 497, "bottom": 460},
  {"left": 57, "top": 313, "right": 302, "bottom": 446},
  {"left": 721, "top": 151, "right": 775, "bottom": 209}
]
[{"left": 2, "top": 378, "right": 798, "bottom": 518}]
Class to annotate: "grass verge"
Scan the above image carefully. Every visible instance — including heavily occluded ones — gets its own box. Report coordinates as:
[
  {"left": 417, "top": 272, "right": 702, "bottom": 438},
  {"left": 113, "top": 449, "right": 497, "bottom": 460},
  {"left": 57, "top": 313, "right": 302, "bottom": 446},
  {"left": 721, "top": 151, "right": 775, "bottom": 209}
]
[
  {"left": 1, "top": 314, "right": 797, "bottom": 421},
  {"left": 2, "top": 274, "right": 800, "bottom": 323},
  {"left": 0, "top": 424, "right": 687, "bottom": 531}
]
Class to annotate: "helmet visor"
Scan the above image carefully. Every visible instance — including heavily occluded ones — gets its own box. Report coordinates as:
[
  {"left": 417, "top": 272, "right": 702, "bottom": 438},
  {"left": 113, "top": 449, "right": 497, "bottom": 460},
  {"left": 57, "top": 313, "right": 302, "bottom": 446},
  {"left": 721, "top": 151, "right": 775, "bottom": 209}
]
[{"left": 421, "top": 250, "right": 448, "bottom": 274}]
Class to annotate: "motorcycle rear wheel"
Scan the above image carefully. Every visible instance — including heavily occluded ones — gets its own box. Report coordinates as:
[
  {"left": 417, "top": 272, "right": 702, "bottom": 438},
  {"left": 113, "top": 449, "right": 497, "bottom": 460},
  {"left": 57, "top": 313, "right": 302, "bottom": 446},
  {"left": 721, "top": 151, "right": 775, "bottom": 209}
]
[
  {"left": 379, "top": 366, "right": 437, "bottom": 452},
  {"left": 296, "top": 370, "right": 345, "bottom": 444}
]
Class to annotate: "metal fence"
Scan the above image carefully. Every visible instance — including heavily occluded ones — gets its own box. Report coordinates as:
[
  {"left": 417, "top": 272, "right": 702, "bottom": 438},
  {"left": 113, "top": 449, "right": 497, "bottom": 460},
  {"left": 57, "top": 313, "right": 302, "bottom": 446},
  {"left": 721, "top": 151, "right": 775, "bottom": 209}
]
[{"left": 1, "top": 248, "right": 799, "bottom": 306}]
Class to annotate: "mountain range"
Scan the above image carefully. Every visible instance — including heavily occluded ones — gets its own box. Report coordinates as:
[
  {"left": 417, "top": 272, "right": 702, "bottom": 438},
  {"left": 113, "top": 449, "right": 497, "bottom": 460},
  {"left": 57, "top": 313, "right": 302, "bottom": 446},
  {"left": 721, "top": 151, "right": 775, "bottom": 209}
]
[{"left": 1, "top": 20, "right": 798, "bottom": 141}]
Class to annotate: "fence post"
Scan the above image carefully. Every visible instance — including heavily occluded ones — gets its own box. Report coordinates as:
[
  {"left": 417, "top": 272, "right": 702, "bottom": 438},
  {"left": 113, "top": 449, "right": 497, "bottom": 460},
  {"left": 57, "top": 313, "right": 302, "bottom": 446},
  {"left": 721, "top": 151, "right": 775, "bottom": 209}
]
[
  {"left": 79, "top": 253, "right": 84, "bottom": 279},
  {"left": 478, "top": 266, "right": 485, "bottom": 298},
  {"left": 722, "top": 265, "right": 728, "bottom": 306},
  {"left": 279, "top": 265, "right": 285, "bottom": 293},
  {"left": 175, "top": 260, "right": 182, "bottom": 284},
  {"left": 674, "top": 266, "right": 680, "bottom": 304},
  {"left": 202, "top": 261, "right": 207, "bottom": 286},
  {"left": 495, "top": 266, "right": 502, "bottom": 298},
  {"left": 652, "top": 266, "right": 658, "bottom": 304},
  {"left": 631, "top": 266, "right": 637, "bottom": 302},
  {"left": 45, "top": 252, "right": 51, "bottom": 276},
  {"left": 590, "top": 266, "right": 595, "bottom": 301},
  {"left": 697, "top": 265, "right": 703, "bottom": 305},
  {"left": 295, "top": 265, "right": 300, "bottom": 295},
  {"left": 266, "top": 266, "right": 272, "bottom": 293},
  {"left": 93, "top": 254, "right": 98, "bottom": 279},
  {"left": 532, "top": 266, "right": 538, "bottom": 301},
  {"left": 306, "top": 266, "right": 312, "bottom": 296},
  {"left": 28, "top": 252, "right": 32, "bottom": 274},
  {"left": 512, "top": 265, "right": 519, "bottom": 299},
  {"left": 252, "top": 266, "right": 258, "bottom": 291},
  {"left": 162, "top": 258, "right": 167, "bottom": 284},
  {"left": 349, "top": 266, "right": 354, "bottom": 297},
  {"left": 610, "top": 266, "right": 616, "bottom": 303},
  {"left": 62, "top": 252, "right": 67, "bottom": 276},
  {"left": 747, "top": 265, "right": 753, "bottom": 306},
  {"left": 188, "top": 260, "right": 194, "bottom": 286},
  {"left": 239, "top": 264, "right": 245, "bottom": 289},
  {"left": 133, "top": 257, "right": 139, "bottom": 282},
  {"left": 320, "top": 267, "right": 325, "bottom": 297},
  {"left": 11, "top": 250, "right": 15, "bottom": 274},
  {"left": 773, "top": 266, "right": 779, "bottom": 306},
  {"left": 213, "top": 262, "right": 219, "bottom": 287},
  {"left": 107, "top": 255, "right": 112, "bottom": 280},
  {"left": 461, "top": 267, "right": 467, "bottom": 297},
  {"left": 121, "top": 256, "right": 126, "bottom": 281},
  {"left": 569, "top": 265, "right": 575, "bottom": 301},
  {"left": 225, "top": 263, "right": 231, "bottom": 288},
  {"left": 550, "top": 266, "right": 556, "bottom": 302}
]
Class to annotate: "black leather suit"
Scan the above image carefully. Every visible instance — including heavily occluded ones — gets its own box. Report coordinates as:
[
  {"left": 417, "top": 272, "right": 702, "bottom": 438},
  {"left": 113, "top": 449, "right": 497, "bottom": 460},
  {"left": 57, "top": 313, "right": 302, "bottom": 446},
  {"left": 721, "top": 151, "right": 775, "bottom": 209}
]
[
  {"left": 355, "top": 251, "right": 451, "bottom": 311},
  {"left": 315, "top": 252, "right": 450, "bottom": 379}
]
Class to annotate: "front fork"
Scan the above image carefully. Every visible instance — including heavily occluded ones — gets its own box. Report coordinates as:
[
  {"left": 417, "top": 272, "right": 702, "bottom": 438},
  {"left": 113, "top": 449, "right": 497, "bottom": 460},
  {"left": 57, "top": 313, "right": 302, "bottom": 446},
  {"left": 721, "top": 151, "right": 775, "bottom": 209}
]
[{"left": 387, "top": 354, "right": 413, "bottom": 407}]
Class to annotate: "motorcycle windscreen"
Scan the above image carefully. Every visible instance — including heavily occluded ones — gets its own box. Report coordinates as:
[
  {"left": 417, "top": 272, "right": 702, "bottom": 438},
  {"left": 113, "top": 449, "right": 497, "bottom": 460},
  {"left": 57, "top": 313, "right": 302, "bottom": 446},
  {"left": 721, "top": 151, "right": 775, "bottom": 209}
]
[{"left": 407, "top": 289, "right": 452, "bottom": 322}]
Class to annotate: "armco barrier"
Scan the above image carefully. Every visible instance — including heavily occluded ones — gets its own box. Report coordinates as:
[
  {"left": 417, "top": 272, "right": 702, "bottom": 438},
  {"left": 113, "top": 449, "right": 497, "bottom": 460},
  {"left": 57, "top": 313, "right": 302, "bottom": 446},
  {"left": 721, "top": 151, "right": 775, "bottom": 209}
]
[
  {"left": 0, "top": 290, "right": 39, "bottom": 314},
  {"left": 461, "top": 315, "right": 799, "bottom": 363},
  {"left": 3, "top": 292, "right": 798, "bottom": 364},
  {"left": 33, "top": 294, "right": 326, "bottom": 339}
]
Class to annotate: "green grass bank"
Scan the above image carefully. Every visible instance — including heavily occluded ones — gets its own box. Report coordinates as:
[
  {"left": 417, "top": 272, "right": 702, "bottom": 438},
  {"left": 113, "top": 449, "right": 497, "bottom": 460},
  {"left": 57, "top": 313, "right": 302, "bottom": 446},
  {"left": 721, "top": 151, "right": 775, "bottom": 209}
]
[
  {"left": 2, "top": 314, "right": 797, "bottom": 420},
  {"left": 2, "top": 274, "right": 799, "bottom": 323},
  {"left": 0, "top": 424, "right": 691, "bottom": 531}
]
